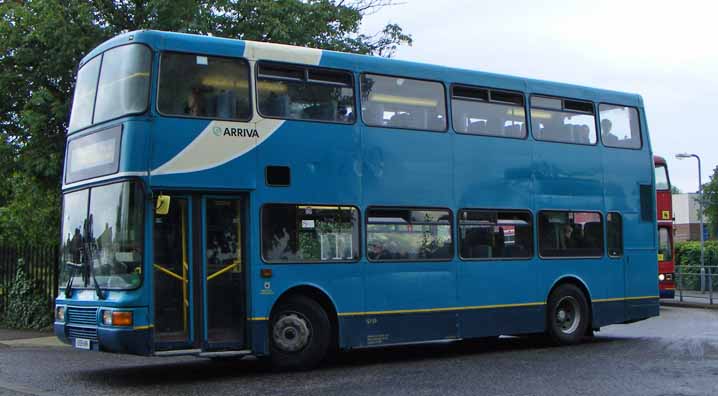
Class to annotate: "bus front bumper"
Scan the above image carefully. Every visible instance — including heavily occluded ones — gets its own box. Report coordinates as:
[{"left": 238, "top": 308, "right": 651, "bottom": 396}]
[{"left": 55, "top": 322, "right": 152, "bottom": 355}]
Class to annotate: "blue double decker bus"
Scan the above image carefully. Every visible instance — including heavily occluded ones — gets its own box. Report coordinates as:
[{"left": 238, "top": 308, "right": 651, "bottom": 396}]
[{"left": 55, "top": 30, "right": 658, "bottom": 369}]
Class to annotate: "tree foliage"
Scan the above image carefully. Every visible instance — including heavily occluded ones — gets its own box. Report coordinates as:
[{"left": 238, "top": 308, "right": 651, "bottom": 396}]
[
  {"left": 0, "top": 0, "right": 411, "bottom": 244},
  {"left": 703, "top": 165, "right": 718, "bottom": 239}
]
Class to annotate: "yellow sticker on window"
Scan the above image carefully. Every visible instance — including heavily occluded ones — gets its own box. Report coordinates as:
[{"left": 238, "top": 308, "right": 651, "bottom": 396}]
[
  {"left": 661, "top": 210, "right": 671, "bottom": 220},
  {"left": 658, "top": 254, "right": 665, "bottom": 261}
]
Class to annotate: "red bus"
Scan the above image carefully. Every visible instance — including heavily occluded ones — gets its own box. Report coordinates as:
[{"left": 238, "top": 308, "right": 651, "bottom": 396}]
[{"left": 654, "top": 155, "right": 675, "bottom": 298}]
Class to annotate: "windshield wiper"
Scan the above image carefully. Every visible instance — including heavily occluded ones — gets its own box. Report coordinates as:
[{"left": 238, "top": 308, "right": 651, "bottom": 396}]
[
  {"left": 64, "top": 261, "right": 83, "bottom": 298},
  {"left": 84, "top": 241, "right": 105, "bottom": 300},
  {"left": 84, "top": 215, "right": 105, "bottom": 300}
]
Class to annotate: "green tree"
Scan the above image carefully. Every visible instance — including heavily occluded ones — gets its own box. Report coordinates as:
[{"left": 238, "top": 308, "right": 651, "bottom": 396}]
[
  {"left": 703, "top": 165, "right": 718, "bottom": 239},
  {"left": 671, "top": 185, "right": 682, "bottom": 194},
  {"left": 0, "top": 0, "right": 411, "bottom": 244}
]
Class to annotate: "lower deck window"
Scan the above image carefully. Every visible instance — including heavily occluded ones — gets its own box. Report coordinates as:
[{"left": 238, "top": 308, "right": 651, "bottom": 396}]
[
  {"left": 261, "top": 204, "right": 359, "bottom": 262},
  {"left": 459, "top": 210, "right": 533, "bottom": 259},
  {"left": 539, "top": 211, "right": 603, "bottom": 258},
  {"left": 367, "top": 208, "right": 452, "bottom": 261}
]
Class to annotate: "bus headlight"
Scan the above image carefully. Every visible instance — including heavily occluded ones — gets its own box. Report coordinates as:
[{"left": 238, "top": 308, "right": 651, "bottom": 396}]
[
  {"left": 55, "top": 306, "right": 65, "bottom": 322},
  {"left": 658, "top": 273, "right": 666, "bottom": 281}
]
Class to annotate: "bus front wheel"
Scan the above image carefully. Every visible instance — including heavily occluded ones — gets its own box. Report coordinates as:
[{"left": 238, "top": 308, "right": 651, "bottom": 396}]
[
  {"left": 546, "top": 284, "right": 589, "bottom": 345},
  {"left": 270, "top": 295, "right": 331, "bottom": 370}
]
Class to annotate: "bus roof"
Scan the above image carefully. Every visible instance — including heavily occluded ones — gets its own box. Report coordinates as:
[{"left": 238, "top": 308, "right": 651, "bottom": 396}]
[{"left": 81, "top": 30, "right": 645, "bottom": 107}]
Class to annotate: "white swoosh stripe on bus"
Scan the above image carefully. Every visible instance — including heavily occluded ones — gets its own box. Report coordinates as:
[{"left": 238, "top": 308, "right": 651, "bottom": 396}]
[
  {"left": 151, "top": 41, "right": 323, "bottom": 176},
  {"left": 151, "top": 118, "right": 283, "bottom": 176},
  {"left": 243, "top": 40, "right": 322, "bottom": 64}
]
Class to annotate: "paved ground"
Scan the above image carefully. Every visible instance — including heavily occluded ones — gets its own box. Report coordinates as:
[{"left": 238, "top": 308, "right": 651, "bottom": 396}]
[
  {"left": 667, "top": 290, "right": 718, "bottom": 307},
  {"left": 0, "top": 328, "right": 52, "bottom": 341},
  {"left": 2, "top": 306, "right": 718, "bottom": 396}
]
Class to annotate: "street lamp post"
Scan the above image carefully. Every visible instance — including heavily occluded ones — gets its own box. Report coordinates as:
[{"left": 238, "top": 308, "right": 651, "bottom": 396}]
[{"left": 676, "top": 153, "right": 704, "bottom": 292}]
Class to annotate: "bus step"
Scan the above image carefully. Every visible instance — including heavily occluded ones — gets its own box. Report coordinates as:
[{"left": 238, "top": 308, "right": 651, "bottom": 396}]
[
  {"left": 154, "top": 348, "right": 202, "bottom": 357},
  {"left": 198, "top": 350, "right": 252, "bottom": 358}
]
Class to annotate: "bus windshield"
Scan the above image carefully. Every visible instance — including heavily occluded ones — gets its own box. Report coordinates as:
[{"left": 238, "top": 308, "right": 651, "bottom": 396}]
[
  {"left": 69, "top": 44, "right": 151, "bottom": 131},
  {"left": 59, "top": 181, "right": 144, "bottom": 290},
  {"left": 655, "top": 164, "right": 670, "bottom": 191}
]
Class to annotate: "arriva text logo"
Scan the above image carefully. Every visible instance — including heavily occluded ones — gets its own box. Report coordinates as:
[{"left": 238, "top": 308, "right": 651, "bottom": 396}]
[{"left": 212, "top": 126, "right": 259, "bottom": 138}]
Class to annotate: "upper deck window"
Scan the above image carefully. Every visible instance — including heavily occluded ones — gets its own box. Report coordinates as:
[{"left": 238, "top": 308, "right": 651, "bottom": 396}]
[
  {"left": 530, "top": 96, "right": 597, "bottom": 145},
  {"left": 361, "top": 74, "right": 447, "bottom": 132},
  {"left": 452, "top": 86, "right": 526, "bottom": 138},
  {"left": 93, "top": 45, "right": 152, "bottom": 125},
  {"left": 256, "top": 62, "right": 355, "bottom": 124},
  {"left": 158, "top": 52, "right": 251, "bottom": 121},
  {"left": 655, "top": 164, "right": 670, "bottom": 191},
  {"left": 68, "top": 56, "right": 101, "bottom": 131},
  {"left": 68, "top": 44, "right": 151, "bottom": 132},
  {"left": 598, "top": 104, "right": 642, "bottom": 149}
]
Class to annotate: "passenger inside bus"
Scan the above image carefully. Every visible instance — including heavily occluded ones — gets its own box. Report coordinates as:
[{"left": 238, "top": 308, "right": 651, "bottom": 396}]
[{"left": 601, "top": 119, "right": 620, "bottom": 145}]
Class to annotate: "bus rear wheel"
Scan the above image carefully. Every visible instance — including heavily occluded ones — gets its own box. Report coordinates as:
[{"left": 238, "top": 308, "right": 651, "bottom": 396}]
[
  {"left": 270, "top": 295, "right": 331, "bottom": 370},
  {"left": 546, "top": 284, "right": 589, "bottom": 345}
]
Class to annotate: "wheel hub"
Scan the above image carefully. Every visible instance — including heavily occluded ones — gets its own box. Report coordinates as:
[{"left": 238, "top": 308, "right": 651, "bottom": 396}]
[
  {"left": 557, "top": 309, "right": 567, "bottom": 322},
  {"left": 273, "top": 313, "right": 311, "bottom": 352},
  {"left": 555, "top": 296, "right": 581, "bottom": 334}
]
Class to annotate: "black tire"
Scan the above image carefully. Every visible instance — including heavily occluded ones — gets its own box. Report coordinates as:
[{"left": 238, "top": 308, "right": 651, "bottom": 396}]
[
  {"left": 546, "top": 284, "right": 589, "bottom": 345},
  {"left": 269, "top": 295, "right": 331, "bottom": 370}
]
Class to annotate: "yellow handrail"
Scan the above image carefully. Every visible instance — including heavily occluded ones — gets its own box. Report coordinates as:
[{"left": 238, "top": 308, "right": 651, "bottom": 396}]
[
  {"left": 206, "top": 202, "right": 244, "bottom": 282},
  {"left": 206, "top": 260, "right": 240, "bottom": 281},
  {"left": 153, "top": 264, "right": 185, "bottom": 282}
]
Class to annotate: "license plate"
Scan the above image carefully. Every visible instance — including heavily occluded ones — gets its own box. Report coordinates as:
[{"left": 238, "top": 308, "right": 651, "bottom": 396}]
[{"left": 74, "top": 338, "right": 91, "bottom": 350}]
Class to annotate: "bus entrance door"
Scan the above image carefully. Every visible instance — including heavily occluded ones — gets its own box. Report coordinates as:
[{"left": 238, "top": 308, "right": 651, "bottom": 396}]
[
  {"left": 153, "top": 196, "right": 193, "bottom": 348},
  {"left": 201, "top": 197, "right": 245, "bottom": 349},
  {"left": 153, "top": 195, "right": 246, "bottom": 352}
]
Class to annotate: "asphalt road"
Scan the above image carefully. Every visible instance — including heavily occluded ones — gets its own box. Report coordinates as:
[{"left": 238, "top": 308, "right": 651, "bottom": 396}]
[{"left": 2, "top": 306, "right": 718, "bottom": 396}]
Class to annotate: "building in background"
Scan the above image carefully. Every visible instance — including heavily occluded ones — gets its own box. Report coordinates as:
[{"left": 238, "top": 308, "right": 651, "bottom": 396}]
[{"left": 673, "top": 193, "right": 704, "bottom": 241}]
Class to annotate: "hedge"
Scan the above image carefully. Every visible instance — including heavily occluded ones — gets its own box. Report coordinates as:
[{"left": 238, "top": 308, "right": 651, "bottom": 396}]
[{"left": 675, "top": 241, "right": 718, "bottom": 291}]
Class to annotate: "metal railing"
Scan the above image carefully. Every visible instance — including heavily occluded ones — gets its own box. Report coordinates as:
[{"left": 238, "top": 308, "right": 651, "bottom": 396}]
[
  {"left": 0, "top": 245, "right": 59, "bottom": 318},
  {"left": 676, "top": 256, "right": 718, "bottom": 304}
]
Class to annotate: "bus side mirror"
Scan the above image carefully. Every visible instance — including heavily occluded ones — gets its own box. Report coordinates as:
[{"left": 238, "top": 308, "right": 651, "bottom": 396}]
[{"left": 156, "top": 195, "right": 171, "bottom": 215}]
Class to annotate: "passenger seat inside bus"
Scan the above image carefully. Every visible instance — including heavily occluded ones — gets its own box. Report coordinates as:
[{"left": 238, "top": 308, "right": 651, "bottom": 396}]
[
  {"left": 572, "top": 125, "right": 590, "bottom": 144},
  {"left": 388, "top": 112, "right": 412, "bottom": 128},
  {"left": 363, "top": 103, "right": 385, "bottom": 126},
  {"left": 301, "top": 100, "right": 338, "bottom": 121},
  {"left": 485, "top": 116, "right": 504, "bottom": 136},
  {"left": 467, "top": 119, "right": 487, "bottom": 134},
  {"left": 583, "top": 222, "right": 602, "bottom": 249},
  {"left": 263, "top": 93, "right": 290, "bottom": 117},
  {"left": 504, "top": 123, "right": 523, "bottom": 138}
]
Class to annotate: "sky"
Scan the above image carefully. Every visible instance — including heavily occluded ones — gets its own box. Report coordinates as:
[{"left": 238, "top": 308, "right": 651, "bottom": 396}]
[{"left": 361, "top": 0, "right": 718, "bottom": 192}]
